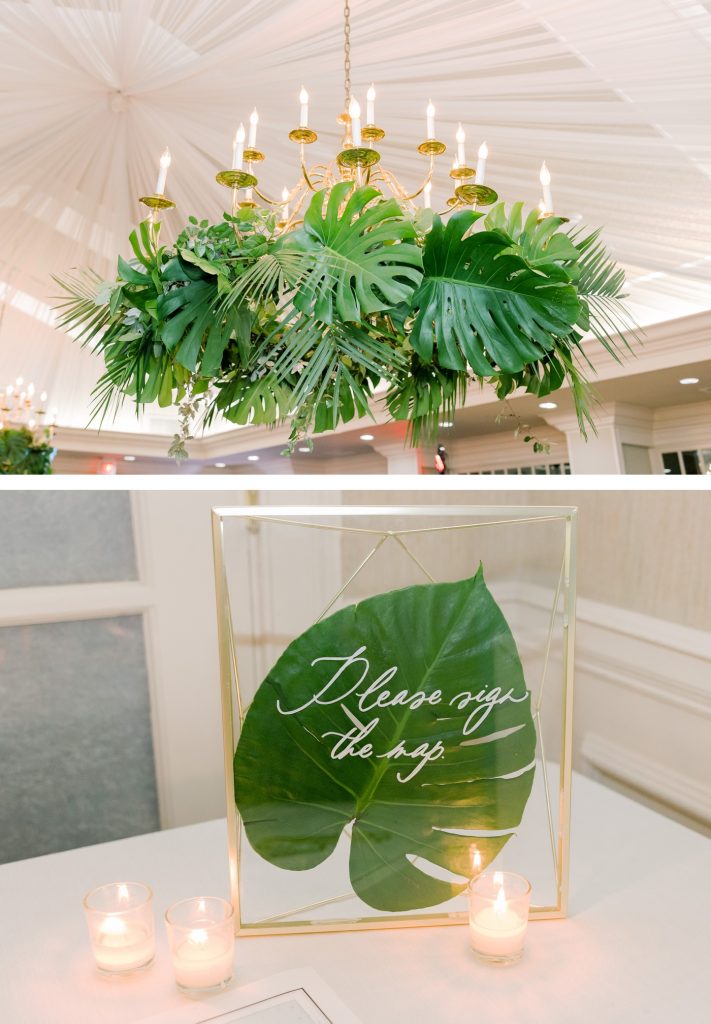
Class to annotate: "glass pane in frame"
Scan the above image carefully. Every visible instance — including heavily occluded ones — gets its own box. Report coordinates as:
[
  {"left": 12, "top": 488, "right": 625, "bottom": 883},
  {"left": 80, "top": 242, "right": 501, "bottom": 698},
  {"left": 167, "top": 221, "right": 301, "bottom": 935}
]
[{"left": 212, "top": 505, "right": 576, "bottom": 935}]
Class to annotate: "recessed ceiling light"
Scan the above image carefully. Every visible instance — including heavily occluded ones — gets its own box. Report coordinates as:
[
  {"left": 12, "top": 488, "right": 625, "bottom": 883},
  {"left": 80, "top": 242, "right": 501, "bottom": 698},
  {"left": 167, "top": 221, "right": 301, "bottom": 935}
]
[
  {"left": 439, "top": 421, "right": 454, "bottom": 428},
  {"left": 247, "top": 454, "right": 260, "bottom": 461},
  {"left": 360, "top": 433, "right": 375, "bottom": 441},
  {"left": 679, "top": 377, "right": 700, "bottom": 385},
  {"left": 214, "top": 462, "right": 226, "bottom": 468},
  {"left": 298, "top": 446, "right": 311, "bottom": 453},
  {"left": 538, "top": 401, "right": 558, "bottom": 410},
  {"left": 123, "top": 455, "right": 136, "bottom": 462}
]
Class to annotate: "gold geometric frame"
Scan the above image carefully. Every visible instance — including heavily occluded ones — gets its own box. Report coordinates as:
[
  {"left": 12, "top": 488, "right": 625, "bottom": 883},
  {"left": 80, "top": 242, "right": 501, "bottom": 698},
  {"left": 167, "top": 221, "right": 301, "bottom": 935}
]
[{"left": 212, "top": 504, "right": 576, "bottom": 936}]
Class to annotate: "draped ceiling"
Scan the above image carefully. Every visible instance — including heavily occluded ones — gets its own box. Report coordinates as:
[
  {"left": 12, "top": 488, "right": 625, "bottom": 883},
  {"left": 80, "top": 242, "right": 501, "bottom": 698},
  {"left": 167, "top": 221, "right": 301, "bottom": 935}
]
[{"left": 1, "top": 0, "right": 710, "bottom": 432}]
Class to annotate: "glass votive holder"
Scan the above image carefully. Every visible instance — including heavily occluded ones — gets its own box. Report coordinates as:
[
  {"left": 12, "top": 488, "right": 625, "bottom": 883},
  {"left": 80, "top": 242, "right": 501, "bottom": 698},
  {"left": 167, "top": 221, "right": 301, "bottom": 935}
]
[
  {"left": 165, "top": 897, "right": 235, "bottom": 995},
  {"left": 83, "top": 882, "right": 155, "bottom": 975},
  {"left": 468, "top": 871, "right": 531, "bottom": 965}
]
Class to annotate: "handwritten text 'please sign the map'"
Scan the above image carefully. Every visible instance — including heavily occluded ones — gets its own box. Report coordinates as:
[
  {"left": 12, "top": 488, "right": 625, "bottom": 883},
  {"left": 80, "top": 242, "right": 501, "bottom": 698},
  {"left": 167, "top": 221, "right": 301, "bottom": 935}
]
[{"left": 276, "top": 645, "right": 530, "bottom": 784}]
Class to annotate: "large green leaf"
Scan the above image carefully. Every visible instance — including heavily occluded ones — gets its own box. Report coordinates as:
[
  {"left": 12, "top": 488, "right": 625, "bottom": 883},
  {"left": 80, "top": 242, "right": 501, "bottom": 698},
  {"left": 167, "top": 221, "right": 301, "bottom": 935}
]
[
  {"left": 234, "top": 566, "right": 535, "bottom": 913},
  {"left": 409, "top": 211, "right": 581, "bottom": 374},
  {"left": 281, "top": 181, "right": 423, "bottom": 323}
]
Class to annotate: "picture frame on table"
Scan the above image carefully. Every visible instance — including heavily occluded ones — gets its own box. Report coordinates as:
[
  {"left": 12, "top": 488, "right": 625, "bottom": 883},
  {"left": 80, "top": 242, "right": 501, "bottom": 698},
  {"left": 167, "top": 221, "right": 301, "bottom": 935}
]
[{"left": 212, "top": 505, "right": 576, "bottom": 936}]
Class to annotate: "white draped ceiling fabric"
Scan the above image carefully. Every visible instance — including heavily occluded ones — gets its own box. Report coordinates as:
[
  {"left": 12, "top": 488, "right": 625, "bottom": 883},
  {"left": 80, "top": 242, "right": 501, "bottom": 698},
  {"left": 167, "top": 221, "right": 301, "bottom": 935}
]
[{"left": 1, "top": 0, "right": 710, "bottom": 432}]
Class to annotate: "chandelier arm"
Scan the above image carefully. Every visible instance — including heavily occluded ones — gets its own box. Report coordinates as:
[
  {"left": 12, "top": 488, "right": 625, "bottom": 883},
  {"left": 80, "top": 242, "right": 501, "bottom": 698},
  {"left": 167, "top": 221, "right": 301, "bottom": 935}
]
[{"left": 380, "top": 158, "right": 436, "bottom": 202}]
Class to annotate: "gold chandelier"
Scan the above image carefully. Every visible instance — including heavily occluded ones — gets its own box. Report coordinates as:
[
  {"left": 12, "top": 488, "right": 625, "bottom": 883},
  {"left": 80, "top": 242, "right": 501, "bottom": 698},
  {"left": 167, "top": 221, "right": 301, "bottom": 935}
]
[{"left": 135, "top": 1, "right": 564, "bottom": 229}]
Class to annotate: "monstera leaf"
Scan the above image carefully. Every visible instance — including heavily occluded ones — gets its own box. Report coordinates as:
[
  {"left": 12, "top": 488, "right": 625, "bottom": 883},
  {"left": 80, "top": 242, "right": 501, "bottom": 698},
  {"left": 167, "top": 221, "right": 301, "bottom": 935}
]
[
  {"left": 233, "top": 566, "right": 536, "bottom": 913},
  {"left": 280, "top": 181, "right": 423, "bottom": 323},
  {"left": 485, "top": 201, "right": 580, "bottom": 268},
  {"left": 408, "top": 211, "right": 580, "bottom": 375}
]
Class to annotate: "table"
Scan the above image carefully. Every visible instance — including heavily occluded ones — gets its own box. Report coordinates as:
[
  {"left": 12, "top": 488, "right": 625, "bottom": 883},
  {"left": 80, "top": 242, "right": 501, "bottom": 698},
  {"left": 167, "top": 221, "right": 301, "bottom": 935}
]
[{"left": 1, "top": 772, "right": 709, "bottom": 1023}]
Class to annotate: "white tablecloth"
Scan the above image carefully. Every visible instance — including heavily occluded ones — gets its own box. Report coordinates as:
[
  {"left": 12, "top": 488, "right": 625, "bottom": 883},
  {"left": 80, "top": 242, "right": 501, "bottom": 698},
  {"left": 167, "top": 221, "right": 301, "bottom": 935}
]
[{"left": 1, "top": 772, "right": 709, "bottom": 1023}]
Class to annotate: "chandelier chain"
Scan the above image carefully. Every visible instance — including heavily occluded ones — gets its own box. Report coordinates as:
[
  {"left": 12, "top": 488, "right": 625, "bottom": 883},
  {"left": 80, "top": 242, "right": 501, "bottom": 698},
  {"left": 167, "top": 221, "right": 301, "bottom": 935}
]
[{"left": 343, "top": 0, "right": 351, "bottom": 111}]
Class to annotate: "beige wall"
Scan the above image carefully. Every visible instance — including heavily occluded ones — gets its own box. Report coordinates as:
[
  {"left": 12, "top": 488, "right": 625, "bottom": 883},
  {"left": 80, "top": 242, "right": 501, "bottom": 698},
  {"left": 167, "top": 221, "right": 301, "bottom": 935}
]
[{"left": 331, "top": 489, "right": 711, "bottom": 631}]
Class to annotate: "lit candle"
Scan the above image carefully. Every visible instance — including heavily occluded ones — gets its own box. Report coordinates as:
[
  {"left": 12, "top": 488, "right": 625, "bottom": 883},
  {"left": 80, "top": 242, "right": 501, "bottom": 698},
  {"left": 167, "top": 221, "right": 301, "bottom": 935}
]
[
  {"left": 245, "top": 187, "right": 253, "bottom": 202},
  {"left": 452, "top": 156, "right": 460, "bottom": 173},
  {"left": 540, "top": 161, "right": 553, "bottom": 212},
  {"left": 468, "top": 872, "right": 531, "bottom": 965},
  {"left": 83, "top": 882, "right": 155, "bottom": 975},
  {"left": 27, "top": 382, "right": 35, "bottom": 398},
  {"left": 15, "top": 377, "right": 23, "bottom": 387},
  {"left": 366, "top": 83, "right": 376, "bottom": 125},
  {"left": 155, "top": 148, "right": 171, "bottom": 195},
  {"left": 281, "top": 186, "right": 290, "bottom": 221},
  {"left": 299, "top": 86, "right": 309, "bottom": 128},
  {"left": 165, "top": 897, "right": 234, "bottom": 994},
  {"left": 248, "top": 108, "right": 259, "bottom": 149},
  {"left": 456, "top": 123, "right": 466, "bottom": 166},
  {"left": 426, "top": 100, "right": 435, "bottom": 139},
  {"left": 349, "top": 96, "right": 362, "bottom": 147},
  {"left": 475, "top": 141, "right": 488, "bottom": 185},
  {"left": 232, "top": 123, "right": 245, "bottom": 170},
  {"left": 40, "top": 390, "right": 47, "bottom": 404},
  {"left": 423, "top": 182, "right": 432, "bottom": 208}
]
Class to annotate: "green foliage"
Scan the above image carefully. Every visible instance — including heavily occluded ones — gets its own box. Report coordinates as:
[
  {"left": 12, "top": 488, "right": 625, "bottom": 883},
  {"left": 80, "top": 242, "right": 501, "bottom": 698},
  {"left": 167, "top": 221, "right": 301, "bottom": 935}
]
[
  {"left": 54, "top": 186, "right": 637, "bottom": 454},
  {"left": 0, "top": 428, "right": 54, "bottom": 474},
  {"left": 233, "top": 567, "right": 536, "bottom": 913}
]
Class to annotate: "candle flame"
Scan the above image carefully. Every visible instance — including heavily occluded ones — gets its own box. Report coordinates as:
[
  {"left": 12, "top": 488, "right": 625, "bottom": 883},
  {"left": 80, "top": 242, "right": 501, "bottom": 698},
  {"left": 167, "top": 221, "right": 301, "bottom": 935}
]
[
  {"left": 452, "top": 156, "right": 459, "bottom": 171},
  {"left": 16, "top": 377, "right": 23, "bottom": 387},
  {"left": 189, "top": 928, "right": 209, "bottom": 946},
  {"left": 281, "top": 186, "right": 289, "bottom": 202},
  {"left": 494, "top": 885, "right": 507, "bottom": 915},
  {"left": 367, "top": 83, "right": 376, "bottom": 103},
  {"left": 426, "top": 99, "right": 435, "bottom": 118},
  {"left": 117, "top": 884, "right": 130, "bottom": 902},
  {"left": 456, "top": 122, "right": 465, "bottom": 144},
  {"left": 471, "top": 848, "right": 482, "bottom": 873},
  {"left": 160, "top": 147, "right": 171, "bottom": 169},
  {"left": 349, "top": 95, "right": 361, "bottom": 119},
  {"left": 40, "top": 390, "right": 47, "bottom": 403},
  {"left": 540, "top": 161, "right": 551, "bottom": 186},
  {"left": 478, "top": 141, "right": 488, "bottom": 159},
  {"left": 493, "top": 870, "right": 504, "bottom": 886},
  {"left": 250, "top": 107, "right": 259, "bottom": 126},
  {"left": 299, "top": 86, "right": 308, "bottom": 104}
]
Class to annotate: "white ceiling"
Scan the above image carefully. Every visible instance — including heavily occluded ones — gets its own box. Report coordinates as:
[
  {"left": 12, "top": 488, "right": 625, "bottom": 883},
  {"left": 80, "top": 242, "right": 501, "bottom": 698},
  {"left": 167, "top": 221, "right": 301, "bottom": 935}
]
[{"left": 1, "top": 0, "right": 710, "bottom": 433}]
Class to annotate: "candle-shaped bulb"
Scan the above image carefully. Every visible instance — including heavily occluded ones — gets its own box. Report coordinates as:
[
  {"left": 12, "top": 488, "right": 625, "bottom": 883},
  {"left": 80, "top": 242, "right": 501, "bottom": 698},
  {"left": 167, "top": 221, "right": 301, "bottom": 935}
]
[
  {"left": 366, "top": 83, "right": 376, "bottom": 125},
  {"left": 248, "top": 108, "right": 259, "bottom": 148},
  {"left": 423, "top": 182, "right": 432, "bottom": 209},
  {"left": 281, "top": 186, "right": 289, "bottom": 202},
  {"left": 232, "top": 123, "right": 245, "bottom": 169},
  {"left": 494, "top": 885, "right": 507, "bottom": 915},
  {"left": 299, "top": 86, "right": 309, "bottom": 127},
  {"left": 155, "top": 147, "right": 171, "bottom": 194},
  {"left": 540, "top": 161, "right": 553, "bottom": 211},
  {"left": 6, "top": 384, "right": 12, "bottom": 396},
  {"left": 27, "top": 382, "right": 35, "bottom": 398},
  {"left": 456, "top": 122, "right": 466, "bottom": 166},
  {"left": 452, "top": 156, "right": 460, "bottom": 172},
  {"left": 16, "top": 376, "right": 23, "bottom": 387},
  {"left": 281, "top": 186, "right": 290, "bottom": 221},
  {"left": 40, "top": 390, "right": 47, "bottom": 403},
  {"left": 426, "top": 100, "right": 435, "bottom": 139},
  {"left": 349, "top": 95, "right": 362, "bottom": 147},
  {"left": 475, "top": 141, "right": 488, "bottom": 185}
]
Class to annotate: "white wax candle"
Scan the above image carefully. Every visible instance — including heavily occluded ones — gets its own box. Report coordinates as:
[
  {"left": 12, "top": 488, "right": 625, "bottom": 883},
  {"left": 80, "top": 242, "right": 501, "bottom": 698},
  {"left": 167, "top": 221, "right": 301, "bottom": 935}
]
[
  {"left": 245, "top": 187, "right": 253, "bottom": 202},
  {"left": 173, "top": 929, "right": 233, "bottom": 990},
  {"left": 470, "top": 904, "right": 527, "bottom": 958},
  {"left": 299, "top": 87, "right": 309, "bottom": 128},
  {"left": 540, "top": 161, "right": 553, "bottom": 212},
  {"left": 232, "top": 123, "right": 245, "bottom": 169},
  {"left": 423, "top": 182, "right": 432, "bottom": 209},
  {"left": 281, "top": 186, "right": 290, "bottom": 220},
  {"left": 93, "top": 916, "right": 154, "bottom": 973},
  {"left": 426, "top": 100, "right": 435, "bottom": 139},
  {"left": 366, "top": 83, "right": 376, "bottom": 125},
  {"left": 155, "top": 148, "right": 171, "bottom": 194},
  {"left": 248, "top": 108, "right": 258, "bottom": 148},
  {"left": 456, "top": 123, "right": 466, "bottom": 166},
  {"left": 349, "top": 96, "right": 361, "bottom": 147},
  {"left": 475, "top": 141, "right": 488, "bottom": 185}
]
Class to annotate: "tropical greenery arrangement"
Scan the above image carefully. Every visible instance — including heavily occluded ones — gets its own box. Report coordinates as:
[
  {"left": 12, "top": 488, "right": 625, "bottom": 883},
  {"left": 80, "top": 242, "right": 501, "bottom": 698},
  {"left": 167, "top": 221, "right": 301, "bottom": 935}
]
[
  {"left": 0, "top": 427, "right": 54, "bottom": 475},
  {"left": 55, "top": 181, "right": 635, "bottom": 458}
]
